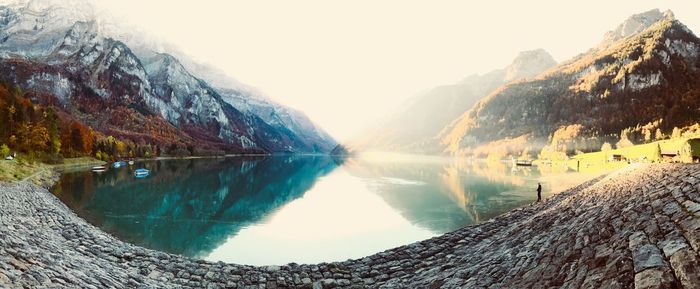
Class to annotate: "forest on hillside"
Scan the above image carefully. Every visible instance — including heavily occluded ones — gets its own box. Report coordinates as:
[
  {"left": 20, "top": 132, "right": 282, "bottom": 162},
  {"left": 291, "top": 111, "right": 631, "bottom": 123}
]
[{"left": 0, "top": 82, "right": 182, "bottom": 163}]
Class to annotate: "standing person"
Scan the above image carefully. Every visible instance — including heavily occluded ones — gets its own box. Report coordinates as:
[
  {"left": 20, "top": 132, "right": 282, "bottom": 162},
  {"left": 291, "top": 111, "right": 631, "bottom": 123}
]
[{"left": 537, "top": 183, "right": 542, "bottom": 202}]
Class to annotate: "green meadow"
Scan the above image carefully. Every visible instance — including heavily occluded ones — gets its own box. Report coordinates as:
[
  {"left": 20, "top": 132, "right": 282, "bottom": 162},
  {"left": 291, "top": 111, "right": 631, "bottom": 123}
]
[{"left": 536, "top": 137, "right": 700, "bottom": 174}]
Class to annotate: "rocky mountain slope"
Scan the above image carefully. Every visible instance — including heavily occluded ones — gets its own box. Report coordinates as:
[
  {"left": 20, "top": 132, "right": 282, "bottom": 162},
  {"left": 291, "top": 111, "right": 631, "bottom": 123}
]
[
  {"left": 441, "top": 9, "right": 700, "bottom": 155},
  {"left": 351, "top": 49, "right": 555, "bottom": 153},
  {"left": 0, "top": 0, "right": 335, "bottom": 154}
]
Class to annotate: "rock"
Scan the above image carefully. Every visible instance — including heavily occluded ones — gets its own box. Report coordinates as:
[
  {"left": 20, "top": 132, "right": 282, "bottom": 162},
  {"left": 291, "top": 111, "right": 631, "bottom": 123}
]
[
  {"left": 682, "top": 200, "right": 700, "bottom": 213},
  {"left": 668, "top": 249, "right": 700, "bottom": 289},
  {"left": 634, "top": 268, "right": 677, "bottom": 289},
  {"left": 660, "top": 237, "right": 688, "bottom": 257},
  {"left": 3, "top": 164, "right": 700, "bottom": 288}
]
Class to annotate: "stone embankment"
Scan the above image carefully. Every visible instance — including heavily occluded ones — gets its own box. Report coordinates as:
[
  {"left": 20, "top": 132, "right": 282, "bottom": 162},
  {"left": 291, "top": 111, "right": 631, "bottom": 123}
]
[{"left": 1, "top": 164, "right": 700, "bottom": 288}]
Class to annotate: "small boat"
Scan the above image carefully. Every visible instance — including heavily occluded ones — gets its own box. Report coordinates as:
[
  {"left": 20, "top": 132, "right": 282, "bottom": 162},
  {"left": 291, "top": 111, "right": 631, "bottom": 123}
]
[
  {"left": 92, "top": 165, "right": 107, "bottom": 173},
  {"left": 128, "top": 160, "right": 135, "bottom": 165},
  {"left": 515, "top": 160, "right": 533, "bottom": 166},
  {"left": 113, "top": 162, "right": 121, "bottom": 168},
  {"left": 134, "top": 168, "right": 150, "bottom": 178}
]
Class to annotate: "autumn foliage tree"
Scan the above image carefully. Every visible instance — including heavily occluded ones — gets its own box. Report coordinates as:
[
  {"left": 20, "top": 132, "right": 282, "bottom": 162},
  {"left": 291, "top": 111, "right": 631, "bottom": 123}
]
[
  {"left": 0, "top": 80, "right": 165, "bottom": 161},
  {"left": 16, "top": 122, "right": 49, "bottom": 153},
  {"left": 61, "top": 121, "right": 93, "bottom": 157},
  {"left": 0, "top": 83, "right": 57, "bottom": 157}
]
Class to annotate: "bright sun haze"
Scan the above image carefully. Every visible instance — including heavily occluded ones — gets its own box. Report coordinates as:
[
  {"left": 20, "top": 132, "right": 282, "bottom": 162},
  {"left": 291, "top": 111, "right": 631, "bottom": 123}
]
[{"left": 95, "top": 0, "right": 699, "bottom": 141}]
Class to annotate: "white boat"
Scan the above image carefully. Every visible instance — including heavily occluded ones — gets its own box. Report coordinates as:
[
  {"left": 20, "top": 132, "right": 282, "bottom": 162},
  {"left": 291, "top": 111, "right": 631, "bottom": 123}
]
[
  {"left": 128, "top": 160, "right": 135, "bottom": 165},
  {"left": 92, "top": 165, "right": 107, "bottom": 173}
]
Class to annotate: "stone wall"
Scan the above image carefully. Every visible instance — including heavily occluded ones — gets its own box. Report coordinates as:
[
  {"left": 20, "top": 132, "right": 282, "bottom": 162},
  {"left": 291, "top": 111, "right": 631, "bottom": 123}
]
[{"left": 1, "top": 164, "right": 699, "bottom": 288}]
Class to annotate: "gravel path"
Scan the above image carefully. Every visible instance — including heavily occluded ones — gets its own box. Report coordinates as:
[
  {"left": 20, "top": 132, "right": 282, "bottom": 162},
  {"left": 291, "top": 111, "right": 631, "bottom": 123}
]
[{"left": 1, "top": 164, "right": 699, "bottom": 288}]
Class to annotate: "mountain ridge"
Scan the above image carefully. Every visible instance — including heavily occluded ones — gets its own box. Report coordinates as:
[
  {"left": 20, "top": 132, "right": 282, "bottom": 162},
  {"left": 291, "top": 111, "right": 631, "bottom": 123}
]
[
  {"left": 440, "top": 10, "right": 700, "bottom": 156},
  {"left": 0, "top": 0, "right": 336, "bottom": 154}
]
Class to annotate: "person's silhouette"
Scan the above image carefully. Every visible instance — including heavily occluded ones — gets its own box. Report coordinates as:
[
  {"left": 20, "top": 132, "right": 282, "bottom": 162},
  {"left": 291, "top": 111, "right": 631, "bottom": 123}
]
[{"left": 537, "top": 183, "right": 542, "bottom": 202}]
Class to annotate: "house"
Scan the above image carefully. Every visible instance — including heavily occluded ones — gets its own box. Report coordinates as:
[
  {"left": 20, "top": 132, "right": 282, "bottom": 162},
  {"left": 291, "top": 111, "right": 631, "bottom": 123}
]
[
  {"left": 661, "top": 149, "right": 679, "bottom": 159},
  {"left": 610, "top": 154, "right": 625, "bottom": 162}
]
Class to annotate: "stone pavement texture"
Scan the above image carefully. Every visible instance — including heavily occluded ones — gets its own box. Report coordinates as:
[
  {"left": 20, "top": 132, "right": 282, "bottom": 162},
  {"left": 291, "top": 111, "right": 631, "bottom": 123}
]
[{"left": 1, "top": 164, "right": 699, "bottom": 288}]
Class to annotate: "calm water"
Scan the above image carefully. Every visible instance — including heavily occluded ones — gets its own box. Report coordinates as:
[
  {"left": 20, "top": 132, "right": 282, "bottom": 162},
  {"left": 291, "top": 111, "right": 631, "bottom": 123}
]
[{"left": 52, "top": 154, "right": 598, "bottom": 265}]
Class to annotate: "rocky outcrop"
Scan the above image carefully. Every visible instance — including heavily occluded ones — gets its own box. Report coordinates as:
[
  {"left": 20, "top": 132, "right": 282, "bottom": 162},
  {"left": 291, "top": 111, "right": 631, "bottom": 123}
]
[
  {"left": 2, "top": 164, "right": 700, "bottom": 288},
  {"left": 597, "top": 9, "right": 672, "bottom": 49}
]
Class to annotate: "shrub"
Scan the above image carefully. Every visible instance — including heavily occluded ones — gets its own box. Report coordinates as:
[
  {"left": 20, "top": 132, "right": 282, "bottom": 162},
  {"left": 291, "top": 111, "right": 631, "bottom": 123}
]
[{"left": 0, "top": 144, "right": 9, "bottom": 157}]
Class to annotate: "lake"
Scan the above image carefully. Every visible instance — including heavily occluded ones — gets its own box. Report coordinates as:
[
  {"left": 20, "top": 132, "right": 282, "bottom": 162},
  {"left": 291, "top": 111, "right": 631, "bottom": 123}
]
[{"left": 52, "top": 154, "right": 599, "bottom": 265}]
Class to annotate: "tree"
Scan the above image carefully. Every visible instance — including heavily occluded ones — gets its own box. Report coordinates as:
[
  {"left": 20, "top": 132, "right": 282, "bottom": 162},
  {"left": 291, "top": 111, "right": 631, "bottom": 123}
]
[
  {"left": 616, "top": 129, "right": 634, "bottom": 149},
  {"left": 601, "top": 142, "right": 612, "bottom": 151},
  {"left": 115, "top": 140, "right": 127, "bottom": 158},
  {"left": 655, "top": 128, "right": 664, "bottom": 140},
  {"left": 16, "top": 122, "right": 49, "bottom": 152},
  {"left": 64, "top": 122, "right": 93, "bottom": 156},
  {"left": 672, "top": 127, "right": 682, "bottom": 139},
  {"left": 644, "top": 129, "right": 652, "bottom": 143},
  {"left": 43, "top": 108, "right": 61, "bottom": 155},
  {"left": 0, "top": 144, "right": 9, "bottom": 157},
  {"left": 616, "top": 138, "right": 633, "bottom": 149},
  {"left": 7, "top": 104, "right": 15, "bottom": 137},
  {"left": 654, "top": 144, "right": 662, "bottom": 162}
]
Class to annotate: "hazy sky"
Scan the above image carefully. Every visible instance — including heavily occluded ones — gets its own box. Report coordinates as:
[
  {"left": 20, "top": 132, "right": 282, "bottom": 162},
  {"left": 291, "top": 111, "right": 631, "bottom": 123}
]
[{"left": 95, "top": 0, "right": 699, "bottom": 141}]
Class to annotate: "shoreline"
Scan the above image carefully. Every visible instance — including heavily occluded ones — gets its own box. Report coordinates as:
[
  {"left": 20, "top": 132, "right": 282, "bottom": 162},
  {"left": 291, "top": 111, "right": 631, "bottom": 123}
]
[{"left": 1, "top": 164, "right": 699, "bottom": 288}]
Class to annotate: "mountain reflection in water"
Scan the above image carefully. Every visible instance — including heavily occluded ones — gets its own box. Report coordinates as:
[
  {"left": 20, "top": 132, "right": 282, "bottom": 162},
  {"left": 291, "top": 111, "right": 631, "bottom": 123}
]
[{"left": 53, "top": 154, "right": 600, "bottom": 265}]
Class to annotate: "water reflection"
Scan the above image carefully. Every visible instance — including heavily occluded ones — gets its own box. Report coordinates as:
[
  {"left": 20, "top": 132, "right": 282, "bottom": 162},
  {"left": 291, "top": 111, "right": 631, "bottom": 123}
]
[
  {"left": 54, "top": 156, "right": 337, "bottom": 258},
  {"left": 341, "top": 157, "right": 528, "bottom": 233},
  {"left": 53, "top": 154, "right": 602, "bottom": 265}
]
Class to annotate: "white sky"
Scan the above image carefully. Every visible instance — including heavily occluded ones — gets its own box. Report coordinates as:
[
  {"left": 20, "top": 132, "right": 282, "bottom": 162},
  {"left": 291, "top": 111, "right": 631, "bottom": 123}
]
[{"left": 94, "top": 0, "right": 699, "bottom": 141}]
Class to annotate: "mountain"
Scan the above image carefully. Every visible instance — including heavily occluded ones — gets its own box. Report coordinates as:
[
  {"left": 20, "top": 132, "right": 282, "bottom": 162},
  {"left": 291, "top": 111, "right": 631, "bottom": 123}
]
[
  {"left": 350, "top": 49, "right": 555, "bottom": 153},
  {"left": 217, "top": 87, "right": 337, "bottom": 153},
  {"left": 440, "top": 9, "right": 700, "bottom": 156},
  {"left": 597, "top": 9, "right": 668, "bottom": 49},
  {"left": 0, "top": 0, "right": 335, "bottom": 154}
]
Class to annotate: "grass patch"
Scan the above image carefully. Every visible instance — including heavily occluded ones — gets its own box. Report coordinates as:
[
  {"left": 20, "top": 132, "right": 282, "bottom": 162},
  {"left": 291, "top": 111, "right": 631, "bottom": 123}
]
[
  {"left": 58, "top": 157, "right": 105, "bottom": 166},
  {"left": 0, "top": 157, "right": 103, "bottom": 183},
  {"left": 51, "top": 157, "right": 106, "bottom": 173},
  {"left": 0, "top": 159, "right": 50, "bottom": 182},
  {"left": 537, "top": 136, "right": 700, "bottom": 174}
]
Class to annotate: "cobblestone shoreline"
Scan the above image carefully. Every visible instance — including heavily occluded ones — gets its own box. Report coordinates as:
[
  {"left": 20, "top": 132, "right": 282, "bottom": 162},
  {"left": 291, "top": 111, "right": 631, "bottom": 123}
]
[{"left": 1, "top": 164, "right": 700, "bottom": 288}]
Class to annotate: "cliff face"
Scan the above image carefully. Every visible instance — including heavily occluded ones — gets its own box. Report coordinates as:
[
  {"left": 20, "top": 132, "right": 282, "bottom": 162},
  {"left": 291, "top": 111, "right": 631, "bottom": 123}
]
[
  {"left": 0, "top": 0, "right": 336, "bottom": 154},
  {"left": 441, "top": 11, "right": 700, "bottom": 155}
]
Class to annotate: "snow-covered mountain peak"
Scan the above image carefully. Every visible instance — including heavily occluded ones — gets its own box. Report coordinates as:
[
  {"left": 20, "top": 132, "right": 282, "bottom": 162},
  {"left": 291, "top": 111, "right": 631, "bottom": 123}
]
[{"left": 0, "top": 0, "right": 97, "bottom": 27}]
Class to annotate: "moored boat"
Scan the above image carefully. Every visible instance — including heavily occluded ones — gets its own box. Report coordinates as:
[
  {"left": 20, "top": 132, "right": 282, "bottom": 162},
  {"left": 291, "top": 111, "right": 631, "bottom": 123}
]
[
  {"left": 91, "top": 165, "right": 107, "bottom": 173},
  {"left": 134, "top": 168, "right": 150, "bottom": 178}
]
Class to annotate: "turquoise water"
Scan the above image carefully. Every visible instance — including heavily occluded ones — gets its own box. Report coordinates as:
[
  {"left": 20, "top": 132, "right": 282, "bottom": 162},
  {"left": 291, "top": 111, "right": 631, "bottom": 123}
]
[{"left": 52, "top": 155, "right": 595, "bottom": 265}]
